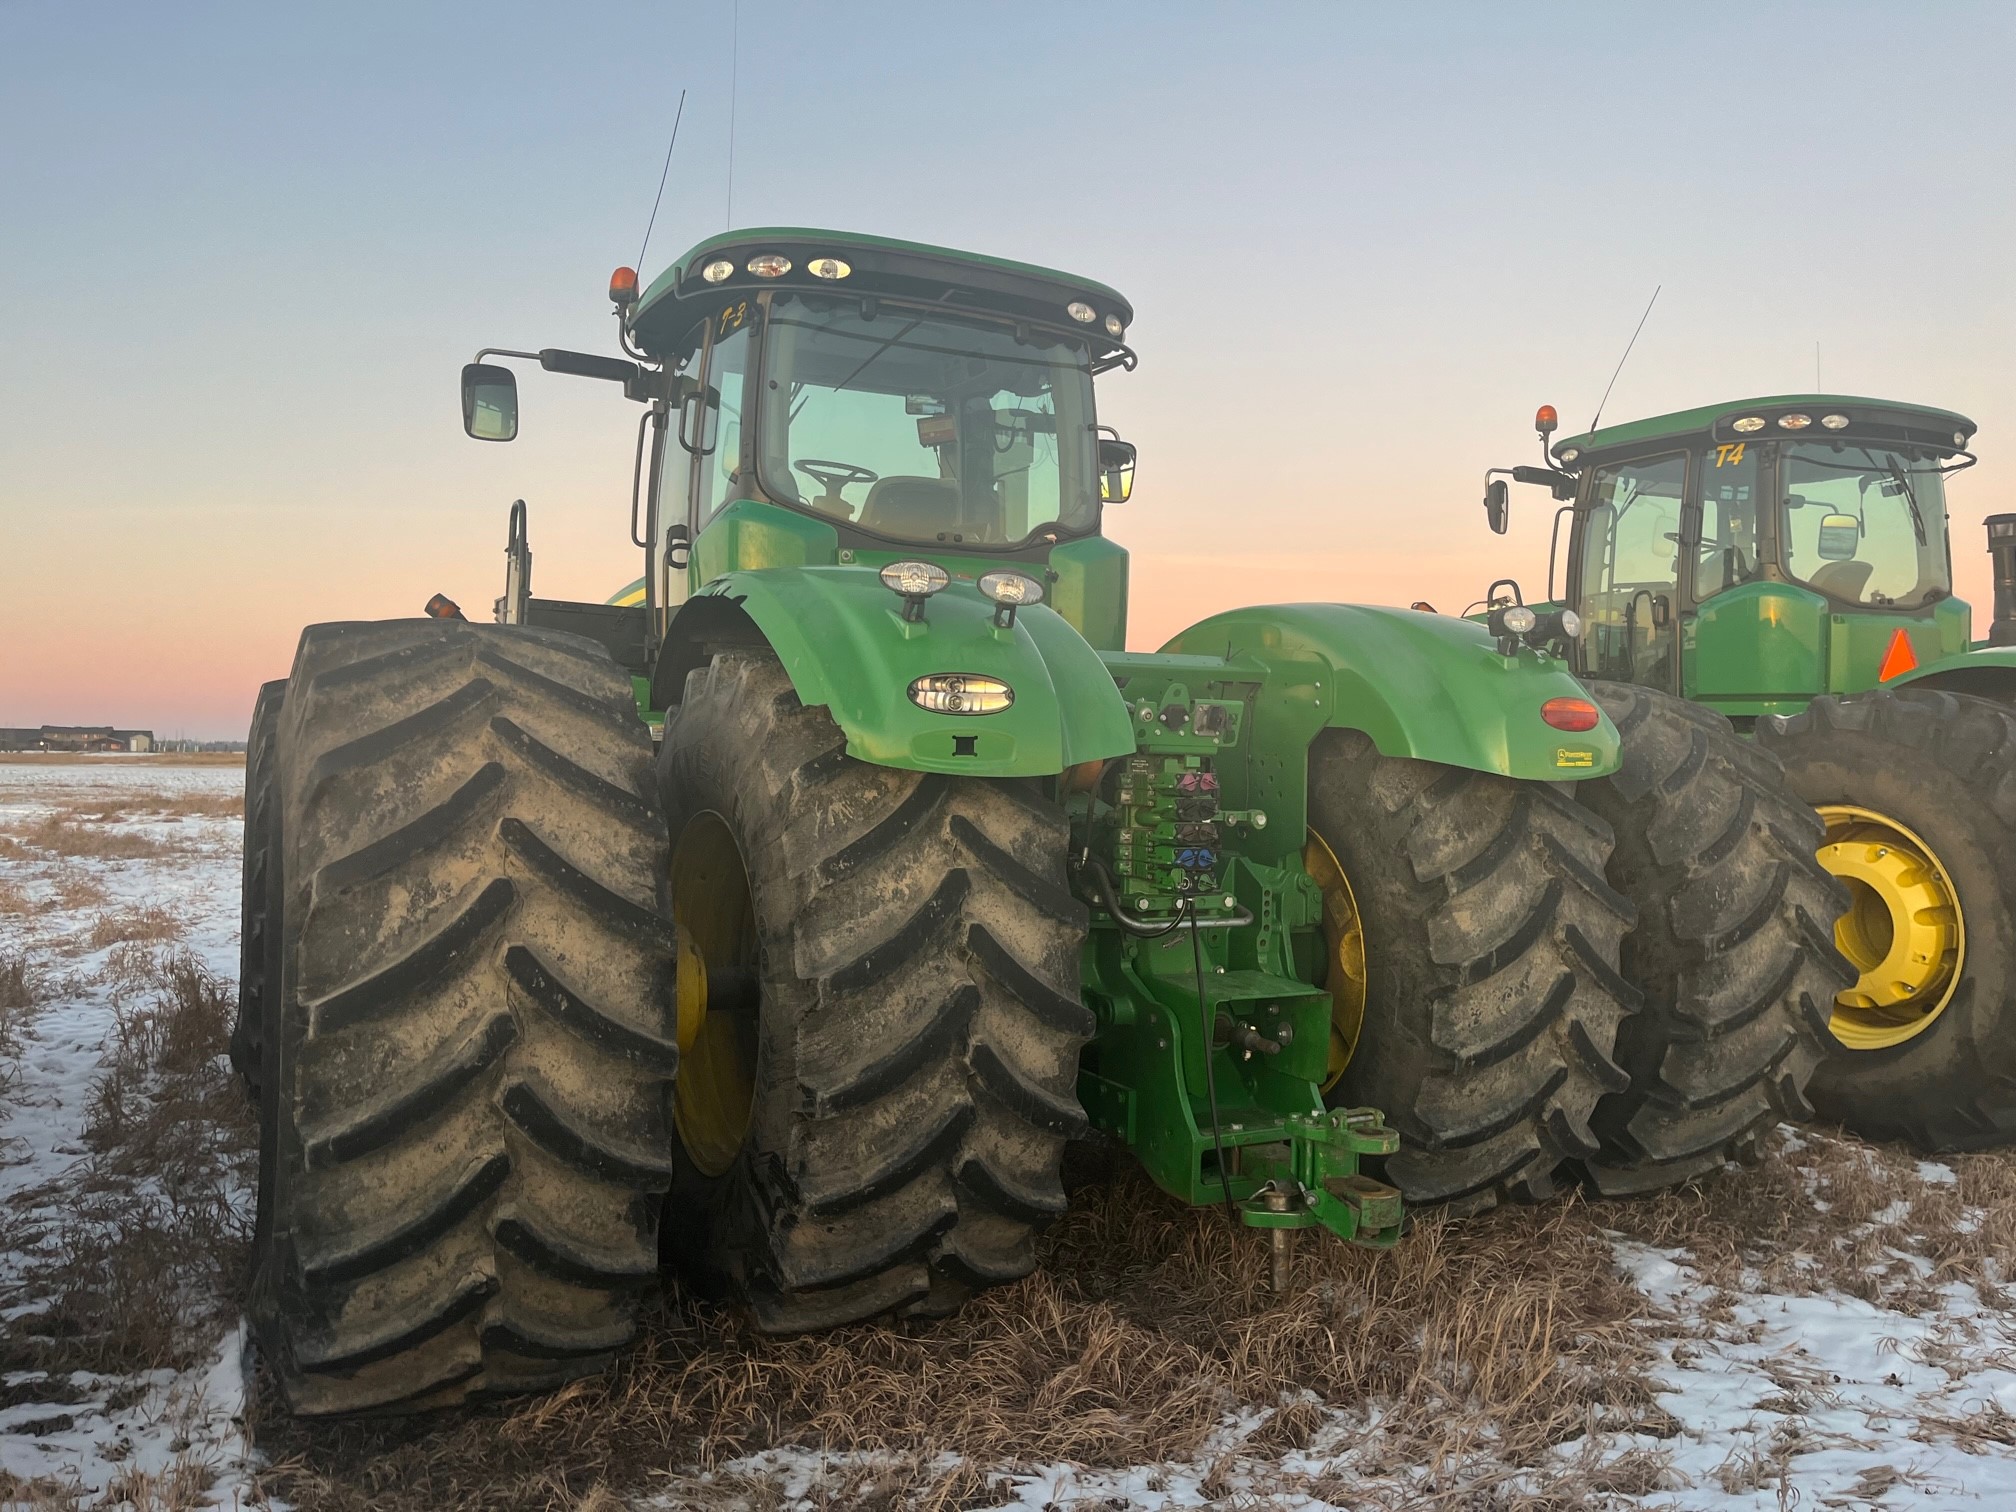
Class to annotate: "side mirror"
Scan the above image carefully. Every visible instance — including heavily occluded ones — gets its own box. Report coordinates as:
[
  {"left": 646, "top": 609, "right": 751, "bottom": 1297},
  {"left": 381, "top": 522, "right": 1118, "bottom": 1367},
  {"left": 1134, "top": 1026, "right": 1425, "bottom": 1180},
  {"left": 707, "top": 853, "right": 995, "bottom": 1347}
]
[
  {"left": 678, "top": 385, "right": 721, "bottom": 455},
  {"left": 1099, "top": 438, "right": 1137, "bottom": 504},
  {"left": 1817, "top": 514, "right": 1861, "bottom": 561},
  {"left": 1484, "top": 478, "right": 1509, "bottom": 534},
  {"left": 461, "top": 363, "right": 518, "bottom": 442}
]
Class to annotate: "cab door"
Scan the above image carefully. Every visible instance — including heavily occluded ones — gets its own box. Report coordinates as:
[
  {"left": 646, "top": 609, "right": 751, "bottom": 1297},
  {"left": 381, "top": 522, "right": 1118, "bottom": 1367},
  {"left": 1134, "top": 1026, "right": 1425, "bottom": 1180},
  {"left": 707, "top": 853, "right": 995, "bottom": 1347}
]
[{"left": 1572, "top": 450, "right": 1688, "bottom": 693}]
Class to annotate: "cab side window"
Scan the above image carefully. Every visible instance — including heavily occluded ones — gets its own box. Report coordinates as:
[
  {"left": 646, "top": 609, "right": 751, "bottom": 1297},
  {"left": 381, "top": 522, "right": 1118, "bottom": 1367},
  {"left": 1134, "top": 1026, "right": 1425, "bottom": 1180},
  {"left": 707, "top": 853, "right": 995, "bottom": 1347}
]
[
  {"left": 692, "top": 315, "right": 753, "bottom": 527},
  {"left": 653, "top": 322, "right": 708, "bottom": 538},
  {"left": 1692, "top": 441, "right": 1762, "bottom": 601}
]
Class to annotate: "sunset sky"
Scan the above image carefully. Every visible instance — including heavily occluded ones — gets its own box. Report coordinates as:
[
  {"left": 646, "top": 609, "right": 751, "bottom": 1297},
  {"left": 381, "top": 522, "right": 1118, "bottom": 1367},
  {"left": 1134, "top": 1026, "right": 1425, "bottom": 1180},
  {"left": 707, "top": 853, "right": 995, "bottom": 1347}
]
[{"left": 3, "top": 3, "right": 2011, "bottom": 738}]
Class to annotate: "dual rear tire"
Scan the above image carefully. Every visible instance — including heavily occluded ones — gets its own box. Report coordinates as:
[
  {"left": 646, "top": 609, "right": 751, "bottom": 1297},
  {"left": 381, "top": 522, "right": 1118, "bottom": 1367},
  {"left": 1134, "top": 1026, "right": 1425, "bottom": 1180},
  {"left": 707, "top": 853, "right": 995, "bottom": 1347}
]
[{"left": 1314, "top": 682, "right": 1849, "bottom": 1209}]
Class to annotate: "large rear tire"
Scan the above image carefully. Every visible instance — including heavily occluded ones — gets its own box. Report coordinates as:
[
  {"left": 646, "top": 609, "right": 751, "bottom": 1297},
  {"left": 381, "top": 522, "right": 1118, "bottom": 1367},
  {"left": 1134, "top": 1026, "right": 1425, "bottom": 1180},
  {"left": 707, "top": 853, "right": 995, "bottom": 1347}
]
[
  {"left": 249, "top": 619, "right": 676, "bottom": 1414},
  {"left": 656, "top": 651, "right": 1092, "bottom": 1330},
  {"left": 1310, "top": 730, "right": 1637, "bottom": 1214},
  {"left": 1572, "top": 682, "right": 1850, "bottom": 1193},
  {"left": 1756, "top": 687, "right": 2016, "bottom": 1150},
  {"left": 230, "top": 677, "right": 288, "bottom": 1103}
]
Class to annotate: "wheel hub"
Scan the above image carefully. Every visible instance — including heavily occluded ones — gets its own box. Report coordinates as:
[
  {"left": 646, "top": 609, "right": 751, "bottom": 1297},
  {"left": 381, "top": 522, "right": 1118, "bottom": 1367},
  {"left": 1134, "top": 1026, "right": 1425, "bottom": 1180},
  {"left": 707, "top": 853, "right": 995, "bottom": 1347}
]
[
  {"left": 670, "top": 812, "right": 761, "bottom": 1176},
  {"left": 1304, "top": 830, "right": 1367, "bottom": 1090},
  {"left": 1814, "top": 804, "right": 1964, "bottom": 1050}
]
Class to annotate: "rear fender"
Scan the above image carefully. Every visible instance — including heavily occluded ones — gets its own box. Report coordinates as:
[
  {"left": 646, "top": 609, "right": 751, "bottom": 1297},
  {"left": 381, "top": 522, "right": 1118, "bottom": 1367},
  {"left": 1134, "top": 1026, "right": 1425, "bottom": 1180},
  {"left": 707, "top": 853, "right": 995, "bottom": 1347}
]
[
  {"left": 1888, "top": 646, "right": 2016, "bottom": 705},
  {"left": 1162, "top": 602, "right": 1622, "bottom": 781},
  {"left": 653, "top": 567, "right": 1137, "bottom": 777}
]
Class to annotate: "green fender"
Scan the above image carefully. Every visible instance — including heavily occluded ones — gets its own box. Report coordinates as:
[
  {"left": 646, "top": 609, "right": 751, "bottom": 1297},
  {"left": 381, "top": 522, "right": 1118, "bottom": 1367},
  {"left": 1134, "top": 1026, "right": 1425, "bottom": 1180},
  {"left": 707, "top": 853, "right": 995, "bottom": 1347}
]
[
  {"left": 668, "top": 567, "right": 1138, "bottom": 777},
  {"left": 1889, "top": 644, "right": 2016, "bottom": 704},
  {"left": 1161, "top": 603, "right": 1623, "bottom": 781}
]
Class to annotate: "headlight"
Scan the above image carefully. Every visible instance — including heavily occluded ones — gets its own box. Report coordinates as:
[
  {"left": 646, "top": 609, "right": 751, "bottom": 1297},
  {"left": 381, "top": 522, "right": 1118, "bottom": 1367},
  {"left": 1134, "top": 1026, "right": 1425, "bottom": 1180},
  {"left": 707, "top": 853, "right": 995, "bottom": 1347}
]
[
  {"left": 1821, "top": 414, "right": 1850, "bottom": 430},
  {"left": 746, "top": 254, "right": 792, "bottom": 278},
  {"left": 1104, "top": 313, "right": 1125, "bottom": 338},
  {"left": 1732, "top": 416, "right": 1766, "bottom": 433},
  {"left": 977, "top": 570, "right": 1044, "bottom": 607},
  {"left": 1776, "top": 413, "right": 1812, "bottom": 430},
  {"left": 1502, "top": 605, "right": 1537, "bottom": 635},
  {"left": 701, "top": 259, "right": 735, "bottom": 283},
  {"left": 909, "top": 675, "right": 1013, "bottom": 714},
  {"left": 880, "top": 560, "right": 950, "bottom": 598},
  {"left": 1557, "top": 609, "right": 1584, "bottom": 638},
  {"left": 978, "top": 570, "right": 1044, "bottom": 628},
  {"left": 1066, "top": 301, "right": 1097, "bottom": 323},
  {"left": 807, "top": 256, "right": 852, "bottom": 280}
]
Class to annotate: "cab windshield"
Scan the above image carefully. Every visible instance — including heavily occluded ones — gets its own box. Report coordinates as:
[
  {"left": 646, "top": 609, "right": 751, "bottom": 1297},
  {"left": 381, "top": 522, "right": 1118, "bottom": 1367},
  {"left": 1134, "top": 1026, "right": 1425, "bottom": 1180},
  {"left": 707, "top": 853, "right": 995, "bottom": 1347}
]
[
  {"left": 757, "top": 294, "right": 1099, "bottom": 547},
  {"left": 1780, "top": 443, "right": 1952, "bottom": 608}
]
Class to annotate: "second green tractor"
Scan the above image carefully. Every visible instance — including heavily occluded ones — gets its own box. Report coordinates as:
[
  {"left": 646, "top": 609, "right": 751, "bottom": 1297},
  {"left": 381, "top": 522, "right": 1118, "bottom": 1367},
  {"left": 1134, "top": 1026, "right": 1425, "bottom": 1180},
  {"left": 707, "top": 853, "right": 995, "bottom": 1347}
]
[{"left": 1483, "top": 396, "right": 2016, "bottom": 1151}]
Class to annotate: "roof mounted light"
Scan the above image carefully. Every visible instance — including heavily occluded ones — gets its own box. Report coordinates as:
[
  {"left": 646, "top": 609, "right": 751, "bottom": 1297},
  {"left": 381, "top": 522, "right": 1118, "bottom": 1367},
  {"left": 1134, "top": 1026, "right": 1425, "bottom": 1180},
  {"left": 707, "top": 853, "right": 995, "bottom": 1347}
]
[
  {"left": 1557, "top": 446, "right": 1580, "bottom": 464},
  {"left": 1820, "top": 414, "right": 1850, "bottom": 430},
  {"left": 880, "top": 560, "right": 949, "bottom": 622},
  {"left": 1732, "top": 416, "right": 1766, "bottom": 433},
  {"left": 807, "top": 256, "right": 852, "bottom": 280},
  {"left": 1777, "top": 413, "right": 1812, "bottom": 430},
  {"left": 1535, "top": 404, "right": 1559, "bottom": 436},
  {"left": 1955, "top": 431, "right": 1968, "bottom": 447},
  {"left": 747, "top": 254, "right": 792, "bottom": 278},
  {"left": 978, "top": 569, "right": 1045, "bottom": 628},
  {"left": 701, "top": 259, "right": 735, "bottom": 283},
  {"left": 609, "top": 265, "right": 638, "bottom": 305},
  {"left": 1103, "top": 313, "right": 1124, "bottom": 338},
  {"left": 1066, "top": 301, "right": 1097, "bottom": 323}
]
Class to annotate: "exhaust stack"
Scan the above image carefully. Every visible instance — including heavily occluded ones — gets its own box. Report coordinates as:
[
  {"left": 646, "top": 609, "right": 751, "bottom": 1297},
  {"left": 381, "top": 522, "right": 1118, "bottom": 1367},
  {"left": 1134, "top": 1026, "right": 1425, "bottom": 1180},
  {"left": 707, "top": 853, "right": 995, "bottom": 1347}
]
[{"left": 1989, "top": 514, "right": 2016, "bottom": 648}]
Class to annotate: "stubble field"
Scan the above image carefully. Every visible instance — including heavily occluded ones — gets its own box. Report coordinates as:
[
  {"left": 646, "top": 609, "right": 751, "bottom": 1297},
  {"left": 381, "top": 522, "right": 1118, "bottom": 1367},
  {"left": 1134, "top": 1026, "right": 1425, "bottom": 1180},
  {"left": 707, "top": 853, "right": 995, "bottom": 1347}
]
[{"left": 3, "top": 756, "right": 2014, "bottom": 1512}]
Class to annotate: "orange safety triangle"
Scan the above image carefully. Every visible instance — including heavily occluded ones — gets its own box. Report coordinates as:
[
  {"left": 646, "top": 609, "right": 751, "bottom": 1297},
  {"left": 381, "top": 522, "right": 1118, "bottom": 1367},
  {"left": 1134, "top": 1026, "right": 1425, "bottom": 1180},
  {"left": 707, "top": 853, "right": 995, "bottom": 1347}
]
[{"left": 1878, "top": 627, "right": 1919, "bottom": 682}]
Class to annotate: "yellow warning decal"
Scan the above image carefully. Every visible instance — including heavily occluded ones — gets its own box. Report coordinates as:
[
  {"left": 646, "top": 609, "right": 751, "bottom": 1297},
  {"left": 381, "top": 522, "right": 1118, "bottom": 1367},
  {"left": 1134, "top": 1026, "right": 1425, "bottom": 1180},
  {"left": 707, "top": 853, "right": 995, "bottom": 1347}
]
[{"left": 1555, "top": 748, "right": 1596, "bottom": 769}]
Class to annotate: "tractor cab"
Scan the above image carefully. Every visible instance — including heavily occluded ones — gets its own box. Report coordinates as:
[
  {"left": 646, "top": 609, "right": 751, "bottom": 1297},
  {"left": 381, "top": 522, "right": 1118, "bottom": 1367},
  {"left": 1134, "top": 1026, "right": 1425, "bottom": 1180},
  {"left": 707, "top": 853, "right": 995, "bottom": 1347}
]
[
  {"left": 461, "top": 228, "right": 1140, "bottom": 674},
  {"left": 1485, "top": 397, "right": 1978, "bottom": 719}
]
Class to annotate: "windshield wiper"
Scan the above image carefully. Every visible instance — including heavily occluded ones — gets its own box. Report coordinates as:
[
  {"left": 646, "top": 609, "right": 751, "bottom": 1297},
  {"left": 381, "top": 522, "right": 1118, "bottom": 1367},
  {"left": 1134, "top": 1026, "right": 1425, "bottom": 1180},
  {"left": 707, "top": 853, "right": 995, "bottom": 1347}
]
[{"left": 1884, "top": 460, "right": 1928, "bottom": 546}]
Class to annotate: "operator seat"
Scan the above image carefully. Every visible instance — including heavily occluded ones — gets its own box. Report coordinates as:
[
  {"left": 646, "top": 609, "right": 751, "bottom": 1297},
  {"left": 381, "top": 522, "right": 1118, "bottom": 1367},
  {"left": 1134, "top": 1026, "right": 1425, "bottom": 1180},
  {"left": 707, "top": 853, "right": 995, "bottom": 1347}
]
[
  {"left": 861, "top": 476, "right": 960, "bottom": 537},
  {"left": 1809, "top": 560, "right": 1876, "bottom": 602}
]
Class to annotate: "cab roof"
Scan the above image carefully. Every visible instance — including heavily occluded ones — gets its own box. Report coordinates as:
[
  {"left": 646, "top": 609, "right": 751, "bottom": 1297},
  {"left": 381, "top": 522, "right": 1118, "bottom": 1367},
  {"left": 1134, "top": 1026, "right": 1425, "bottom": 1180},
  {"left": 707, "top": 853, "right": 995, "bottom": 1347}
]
[
  {"left": 1551, "top": 394, "right": 1977, "bottom": 469},
  {"left": 626, "top": 226, "right": 1134, "bottom": 360}
]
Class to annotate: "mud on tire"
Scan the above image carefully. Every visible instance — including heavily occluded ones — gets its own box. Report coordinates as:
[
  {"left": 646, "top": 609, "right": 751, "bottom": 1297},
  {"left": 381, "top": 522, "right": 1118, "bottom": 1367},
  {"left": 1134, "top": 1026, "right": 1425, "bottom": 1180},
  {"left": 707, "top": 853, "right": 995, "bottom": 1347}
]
[
  {"left": 1311, "top": 729, "right": 1637, "bottom": 1214},
  {"left": 249, "top": 619, "right": 675, "bottom": 1415},
  {"left": 1758, "top": 687, "right": 2016, "bottom": 1150},
  {"left": 657, "top": 651, "right": 1092, "bottom": 1330},
  {"left": 1572, "top": 682, "right": 1851, "bottom": 1194}
]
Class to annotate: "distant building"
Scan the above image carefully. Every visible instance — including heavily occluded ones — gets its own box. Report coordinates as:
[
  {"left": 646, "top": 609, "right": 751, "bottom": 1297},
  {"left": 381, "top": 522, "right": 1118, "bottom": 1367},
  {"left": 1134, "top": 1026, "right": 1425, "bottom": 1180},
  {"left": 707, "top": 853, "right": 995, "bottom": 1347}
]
[{"left": 0, "top": 725, "right": 155, "bottom": 753}]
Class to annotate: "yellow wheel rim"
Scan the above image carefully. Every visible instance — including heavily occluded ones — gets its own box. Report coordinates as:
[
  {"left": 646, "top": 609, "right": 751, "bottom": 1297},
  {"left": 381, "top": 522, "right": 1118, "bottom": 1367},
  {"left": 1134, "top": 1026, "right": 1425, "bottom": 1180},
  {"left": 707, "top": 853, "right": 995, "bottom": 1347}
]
[
  {"left": 670, "top": 812, "right": 760, "bottom": 1176},
  {"left": 1814, "top": 803, "right": 1964, "bottom": 1051},
  {"left": 1304, "top": 829, "right": 1367, "bottom": 1090}
]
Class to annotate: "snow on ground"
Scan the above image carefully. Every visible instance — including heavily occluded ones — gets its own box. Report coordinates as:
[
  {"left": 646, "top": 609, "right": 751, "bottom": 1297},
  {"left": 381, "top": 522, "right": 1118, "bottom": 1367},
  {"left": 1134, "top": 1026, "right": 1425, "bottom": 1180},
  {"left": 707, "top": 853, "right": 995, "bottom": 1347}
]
[
  {"left": 1, "top": 758, "right": 255, "bottom": 1509},
  {"left": 5, "top": 757, "right": 2016, "bottom": 1509}
]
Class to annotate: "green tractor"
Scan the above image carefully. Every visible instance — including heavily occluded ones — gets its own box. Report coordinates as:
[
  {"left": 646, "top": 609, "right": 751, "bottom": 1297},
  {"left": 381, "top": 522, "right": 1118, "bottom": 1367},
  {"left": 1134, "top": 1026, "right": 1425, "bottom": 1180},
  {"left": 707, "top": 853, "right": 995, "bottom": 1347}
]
[
  {"left": 1483, "top": 395, "right": 2016, "bottom": 1150},
  {"left": 236, "top": 230, "right": 1838, "bottom": 1415}
]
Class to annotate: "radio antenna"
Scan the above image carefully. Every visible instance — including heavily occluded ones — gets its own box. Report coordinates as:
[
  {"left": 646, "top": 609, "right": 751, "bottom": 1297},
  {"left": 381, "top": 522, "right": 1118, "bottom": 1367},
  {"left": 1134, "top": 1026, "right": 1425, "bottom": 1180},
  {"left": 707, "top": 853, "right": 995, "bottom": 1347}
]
[
  {"left": 725, "top": 0, "right": 740, "bottom": 229},
  {"left": 1588, "top": 284, "right": 1661, "bottom": 434},
  {"left": 635, "top": 88, "right": 687, "bottom": 274}
]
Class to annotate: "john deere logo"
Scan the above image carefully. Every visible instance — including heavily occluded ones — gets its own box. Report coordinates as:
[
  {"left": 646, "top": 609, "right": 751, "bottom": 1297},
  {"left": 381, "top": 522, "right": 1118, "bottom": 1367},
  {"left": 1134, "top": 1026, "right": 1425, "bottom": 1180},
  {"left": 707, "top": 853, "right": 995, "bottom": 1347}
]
[{"left": 1555, "top": 748, "right": 1596, "bottom": 769}]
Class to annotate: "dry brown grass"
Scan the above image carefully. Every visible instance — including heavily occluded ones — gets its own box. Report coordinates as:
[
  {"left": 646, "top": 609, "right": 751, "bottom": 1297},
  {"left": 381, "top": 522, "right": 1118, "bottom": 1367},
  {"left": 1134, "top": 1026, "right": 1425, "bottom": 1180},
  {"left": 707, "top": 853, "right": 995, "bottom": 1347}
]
[
  {"left": 85, "top": 903, "right": 187, "bottom": 952},
  {"left": 2, "top": 950, "right": 255, "bottom": 1379},
  {"left": 0, "top": 945, "right": 42, "bottom": 1099},
  {"left": 253, "top": 1148, "right": 1670, "bottom": 1512},
  {"left": 1595, "top": 1126, "right": 2016, "bottom": 1317},
  {"left": 0, "top": 811, "right": 186, "bottom": 861}
]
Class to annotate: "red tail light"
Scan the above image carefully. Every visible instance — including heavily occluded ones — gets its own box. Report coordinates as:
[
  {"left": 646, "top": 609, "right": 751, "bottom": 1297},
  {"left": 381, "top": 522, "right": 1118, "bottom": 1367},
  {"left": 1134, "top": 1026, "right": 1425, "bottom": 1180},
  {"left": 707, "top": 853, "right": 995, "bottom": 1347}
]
[{"left": 1542, "top": 697, "right": 1600, "bottom": 732}]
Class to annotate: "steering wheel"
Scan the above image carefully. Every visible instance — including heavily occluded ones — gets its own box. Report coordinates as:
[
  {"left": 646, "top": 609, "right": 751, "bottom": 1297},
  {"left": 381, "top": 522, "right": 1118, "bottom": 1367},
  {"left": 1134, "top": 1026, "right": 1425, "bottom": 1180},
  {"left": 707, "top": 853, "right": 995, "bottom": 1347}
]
[{"left": 794, "top": 460, "right": 878, "bottom": 519}]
